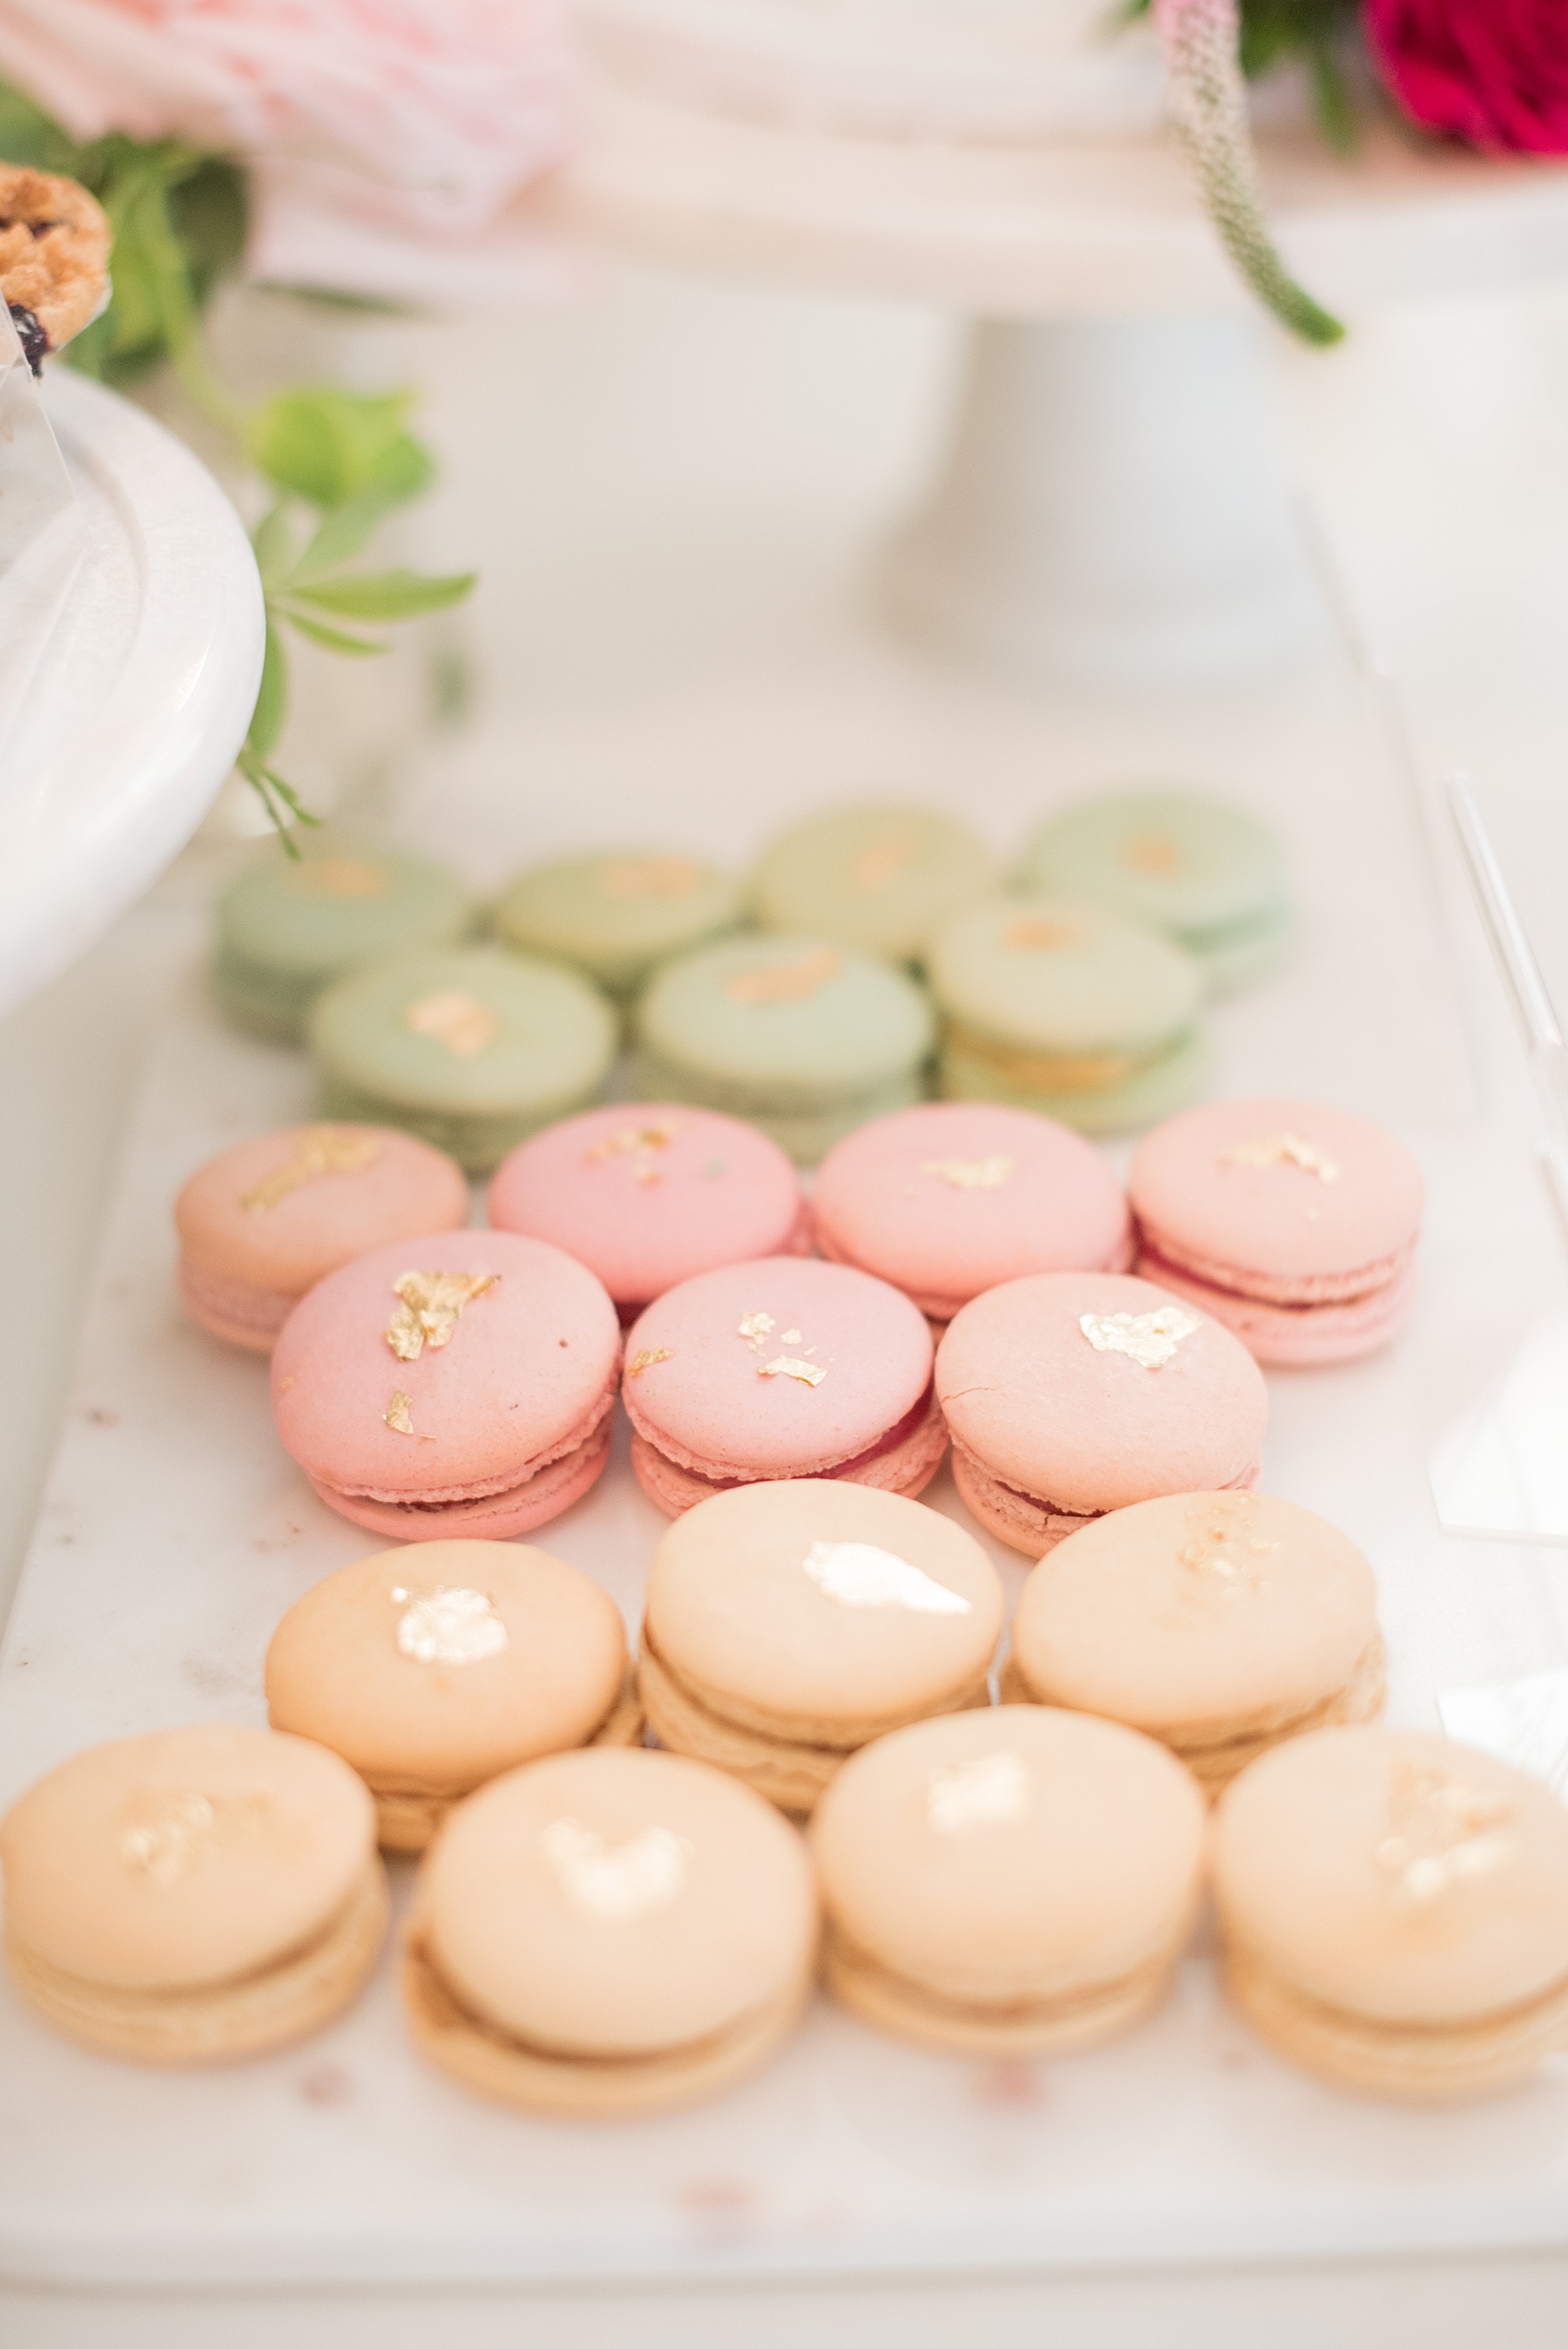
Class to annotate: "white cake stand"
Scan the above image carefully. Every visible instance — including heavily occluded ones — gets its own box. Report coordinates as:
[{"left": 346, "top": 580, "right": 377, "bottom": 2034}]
[
  {"left": 555, "top": 79, "right": 1568, "bottom": 681},
  {"left": 0, "top": 367, "right": 265, "bottom": 1020}
]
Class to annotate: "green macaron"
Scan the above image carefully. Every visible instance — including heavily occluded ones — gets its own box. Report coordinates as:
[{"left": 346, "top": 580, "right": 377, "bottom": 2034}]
[
  {"left": 751, "top": 805, "right": 996, "bottom": 966},
  {"left": 1016, "top": 791, "right": 1290, "bottom": 994},
  {"left": 633, "top": 934, "right": 934, "bottom": 1164},
  {"left": 493, "top": 851, "right": 743, "bottom": 999},
  {"left": 308, "top": 947, "right": 617, "bottom": 1174},
  {"left": 929, "top": 897, "right": 1207, "bottom": 1136},
  {"left": 213, "top": 841, "right": 472, "bottom": 1043}
]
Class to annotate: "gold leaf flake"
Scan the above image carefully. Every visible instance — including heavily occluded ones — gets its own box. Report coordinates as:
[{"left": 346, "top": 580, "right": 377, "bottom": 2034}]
[
  {"left": 802, "top": 1540, "right": 971, "bottom": 1614},
  {"left": 1079, "top": 1306, "right": 1201, "bottom": 1370},
  {"left": 1374, "top": 1763, "right": 1514, "bottom": 1904},
  {"left": 922, "top": 1155, "right": 1015, "bottom": 1191},
  {"left": 726, "top": 948, "right": 839, "bottom": 1006},
  {"left": 927, "top": 1751, "right": 1030, "bottom": 1835},
  {"left": 289, "top": 858, "right": 389, "bottom": 899},
  {"left": 385, "top": 1389, "right": 415, "bottom": 1435},
  {"left": 118, "top": 1789, "right": 273, "bottom": 1884},
  {"left": 585, "top": 1121, "right": 681, "bottom": 1164},
  {"left": 780, "top": 1328, "right": 802, "bottom": 1346},
  {"left": 1004, "top": 916, "right": 1085, "bottom": 953},
  {"left": 851, "top": 830, "right": 915, "bottom": 892},
  {"left": 389, "top": 1584, "right": 507, "bottom": 1664},
  {"left": 404, "top": 989, "right": 497, "bottom": 1058},
  {"left": 737, "top": 1311, "right": 775, "bottom": 1346},
  {"left": 1124, "top": 830, "right": 1184, "bottom": 876},
  {"left": 1222, "top": 1131, "right": 1341, "bottom": 1184},
  {"left": 540, "top": 1816, "right": 691, "bottom": 1922},
  {"left": 626, "top": 1346, "right": 672, "bottom": 1378},
  {"left": 241, "top": 1126, "right": 381, "bottom": 1211},
  {"left": 597, "top": 857, "right": 700, "bottom": 900},
  {"left": 385, "top": 1270, "right": 500, "bottom": 1361},
  {"left": 758, "top": 1355, "right": 826, "bottom": 1386}
]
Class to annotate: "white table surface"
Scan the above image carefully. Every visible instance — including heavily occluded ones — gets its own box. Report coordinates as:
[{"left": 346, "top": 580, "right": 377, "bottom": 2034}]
[{"left": 7, "top": 262, "right": 1568, "bottom": 2345}]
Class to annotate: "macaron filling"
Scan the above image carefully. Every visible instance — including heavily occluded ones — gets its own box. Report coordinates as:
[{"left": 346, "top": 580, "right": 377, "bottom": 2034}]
[
  {"left": 180, "top": 1263, "right": 304, "bottom": 1347},
  {"left": 943, "top": 1025, "right": 1194, "bottom": 1101},
  {"left": 952, "top": 1438, "right": 1263, "bottom": 1556},
  {"left": 3, "top": 1861, "right": 389, "bottom": 2066},
  {"left": 305, "top": 1372, "right": 619, "bottom": 1532},
  {"left": 628, "top": 1382, "right": 948, "bottom": 1512},
  {"left": 1136, "top": 1227, "right": 1419, "bottom": 1311}
]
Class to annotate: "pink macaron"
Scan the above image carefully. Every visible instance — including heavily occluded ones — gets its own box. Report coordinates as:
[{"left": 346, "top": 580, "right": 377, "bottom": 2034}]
[
  {"left": 935, "top": 1270, "right": 1268, "bottom": 1557},
  {"left": 1128, "top": 1101, "right": 1424, "bottom": 1366},
  {"left": 271, "top": 1230, "right": 621, "bottom": 1542},
  {"left": 812, "top": 1101, "right": 1132, "bottom": 1326},
  {"left": 175, "top": 1124, "right": 469, "bottom": 1352},
  {"left": 622, "top": 1257, "right": 946, "bottom": 1517},
  {"left": 487, "top": 1104, "right": 808, "bottom": 1322}
]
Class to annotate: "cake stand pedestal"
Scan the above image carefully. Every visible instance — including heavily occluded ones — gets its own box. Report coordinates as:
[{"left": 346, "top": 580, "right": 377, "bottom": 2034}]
[{"left": 555, "top": 84, "right": 1568, "bottom": 682}]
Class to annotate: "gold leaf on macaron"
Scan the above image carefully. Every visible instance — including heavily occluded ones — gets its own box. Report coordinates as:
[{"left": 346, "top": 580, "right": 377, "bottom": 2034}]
[
  {"left": 385, "top": 1390, "right": 416, "bottom": 1435},
  {"left": 626, "top": 1346, "right": 673, "bottom": 1378}
]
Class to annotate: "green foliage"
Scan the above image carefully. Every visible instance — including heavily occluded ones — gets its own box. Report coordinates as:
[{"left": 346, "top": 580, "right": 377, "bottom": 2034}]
[{"left": 0, "top": 74, "right": 478, "bottom": 849}]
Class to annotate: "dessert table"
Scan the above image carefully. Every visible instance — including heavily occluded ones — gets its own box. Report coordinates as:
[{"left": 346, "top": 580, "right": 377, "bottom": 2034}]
[{"left": 6, "top": 261, "right": 1568, "bottom": 2344}]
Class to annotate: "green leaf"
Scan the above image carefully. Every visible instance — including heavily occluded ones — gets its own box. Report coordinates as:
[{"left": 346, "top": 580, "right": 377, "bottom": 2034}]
[
  {"left": 250, "top": 505, "right": 294, "bottom": 587},
  {"left": 0, "top": 81, "right": 76, "bottom": 171},
  {"left": 282, "top": 482, "right": 407, "bottom": 587},
  {"left": 168, "top": 156, "right": 248, "bottom": 306},
  {"left": 277, "top": 607, "right": 390, "bottom": 656},
  {"left": 246, "top": 617, "right": 290, "bottom": 758},
  {"left": 236, "top": 749, "right": 323, "bottom": 855},
  {"left": 288, "top": 568, "right": 477, "bottom": 622},
  {"left": 246, "top": 387, "right": 434, "bottom": 511}
]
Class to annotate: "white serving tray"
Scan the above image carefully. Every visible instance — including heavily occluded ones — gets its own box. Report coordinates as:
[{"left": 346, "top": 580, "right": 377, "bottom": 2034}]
[{"left": 6, "top": 639, "right": 1568, "bottom": 2337}]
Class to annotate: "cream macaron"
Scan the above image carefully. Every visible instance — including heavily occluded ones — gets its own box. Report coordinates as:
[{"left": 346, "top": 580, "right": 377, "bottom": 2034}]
[
  {"left": 265, "top": 1542, "right": 641, "bottom": 1852},
  {"left": 404, "top": 1747, "right": 818, "bottom": 2116},
  {"left": 639, "top": 1480, "right": 1005, "bottom": 1813},
  {"left": 1214, "top": 1726, "right": 1568, "bottom": 2100},
  {"left": 811, "top": 1706, "right": 1206, "bottom": 2057},
  {"left": 0, "top": 1723, "right": 386, "bottom": 2064},
  {"left": 1004, "top": 1491, "right": 1386, "bottom": 1793}
]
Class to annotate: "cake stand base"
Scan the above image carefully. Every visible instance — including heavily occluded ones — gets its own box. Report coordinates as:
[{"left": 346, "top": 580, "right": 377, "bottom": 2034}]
[{"left": 884, "top": 313, "right": 1327, "bottom": 686}]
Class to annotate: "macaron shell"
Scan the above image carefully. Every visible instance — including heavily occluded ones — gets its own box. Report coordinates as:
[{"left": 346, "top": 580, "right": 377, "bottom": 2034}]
[
  {"left": 813, "top": 1102, "right": 1131, "bottom": 1314},
  {"left": 1214, "top": 1727, "right": 1568, "bottom": 2026},
  {"left": 306, "top": 1418, "right": 614, "bottom": 1544},
  {"left": 929, "top": 897, "right": 1205, "bottom": 1056},
  {"left": 752, "top": 806, "right": 997, "bottom": 962},
  {"left": 1137, "top": 1245, "right": 1420, "bottom": 1366},
  {"left": 265, "top": 1541, "right": 629, "bottom": 1791},
  {"left": 936, "top": 1270, "right": 1268, "bottom": 1516},
  {"left": 1129, "top": 1101, "right": 1425, "bottom": 1297},
  {"left": 271, "top": 1230, "right": 620, "bottom": 1505},
  {"left": 1010, "top": 1491, "right": 1382, "bottom": 1743},
  {"left": 939, "top": 1020, "right": 1210, "bottom": 1138},
  {"left": 488, "top": 1105, "right": 802, "bottom": 1307},
  {"left": 493, "top": 853, "right": 742, "bottom": 993},
  {"left": 216, "top": 843, "right": 469, "bottom": 984},
  {"left": 0, "top": 1723, "right": 375, "bottom": 1993},
  {"left": 623, "top": 1258, "right": 935, "bottom": 1481},
  {"left": 419, "top": 1747, "right": 817, "bottom": 2056},
  {"left": 644, "top": 1481, "right": 1004, "bottom": 1735},
  {"left": 1017, "top": 793, "right": 1289, "bottom": 945},
  {"left": 811, "top": 1706, "right": 1206, "bottom": 2004},
  {"left": 175, "top": 1126, "right": 469, "bottom": 1300}
]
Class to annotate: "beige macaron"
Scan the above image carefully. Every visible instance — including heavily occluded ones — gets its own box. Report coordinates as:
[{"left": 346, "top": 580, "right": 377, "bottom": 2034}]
[
  {"left": 638, "top": 1480, "right": 1005, "bottom": 1813},
  {"left": 1213, "top": 1725, "right": 1568, "bottom": 2101},
  {"left": 0, "top": 1723, "right": 386, "bottom": 2064},
  {"left": 1004, "top": 1490, "right": 1386, "bottom": 1794},
  {"left": 811, "top": 1705, "right": 1206, "bottom": 2057},
  {"left": 265, "top": 1541, "right": 641, "bottom": 1852},
  {"left": 404, "top": 1746, "right": 818, "bottom": 2116}
]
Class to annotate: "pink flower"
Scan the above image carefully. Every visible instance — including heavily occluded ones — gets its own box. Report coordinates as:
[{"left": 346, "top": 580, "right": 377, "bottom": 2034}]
[
  {"left": 1364, "top": 0, "right": 1568, "bottom": 156},
  {"left": 0, "top": 0, "right": 578, "bottom": 295}
]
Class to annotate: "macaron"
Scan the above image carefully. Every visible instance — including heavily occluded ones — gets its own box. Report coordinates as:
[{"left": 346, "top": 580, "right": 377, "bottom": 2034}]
[
  {"left": 639, "top": 1480, "right": 1004, "bottom": 1813},
  {"left": 265, "top": 1541, "right": 642, "bottom": 1852},
  {"left": 622, "top": 1257, "right": 946, "bottom": 1518},
  {"left": 175, "top": 1123, "right": 469, "bottom": 1353},
  {"left": 1213, "top": 1726, "right": 1568, "bottom": 2101},
  {"left": 751, "top": 805, "right": 996, "bottom": 965},
  {"left": 493, "top": 851, "right": 742, "bottom": 998},
  {"left": 811, "top": 1706, "right": 1206, "bottom": 2056},
  {"left": 633, "top": 933, "right": 933, "bottom": 1165},
  {"left": 1128, "top": 1100, "right": 1425, "bottom": 1365},
  {"left": 308, "top": 946, "right": 617, "bottom": 1174},
  {"left": 1017, "top": 790, "right": 1290, "bottom": 993},
  {"left": 0, "top": 1723, "right": 386, "bottom": 2064},
  {"left": 488, "top": 1103, "right": 807, "bottom": 1323},
  {"left": 812, "top": 1100, "right": 1132, "bottom": 1327},
  {"left": 213, "top": 840, "right": 470, "bottom": 1043},
  {"left": 935, "top": 1270, "right": 1268, "bottom": 1558},
  {"left": 1004, "top": 1491, "right": 1386, "bottom": 1793},
  {"left": 404, "top": 1747, "right": 817, "bottom": 2116},
  {"left": 270, "top": 1229, "right": 621, "bottom": 1542},
  {"left": 929, "top": 897, "right": 1207, "bottom": 1134}
]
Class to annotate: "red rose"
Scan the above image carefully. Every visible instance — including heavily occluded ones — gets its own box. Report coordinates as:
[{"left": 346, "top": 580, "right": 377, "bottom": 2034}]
[{"left": 1364, "top": 0, "right": 1568, "bottom": 155}]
